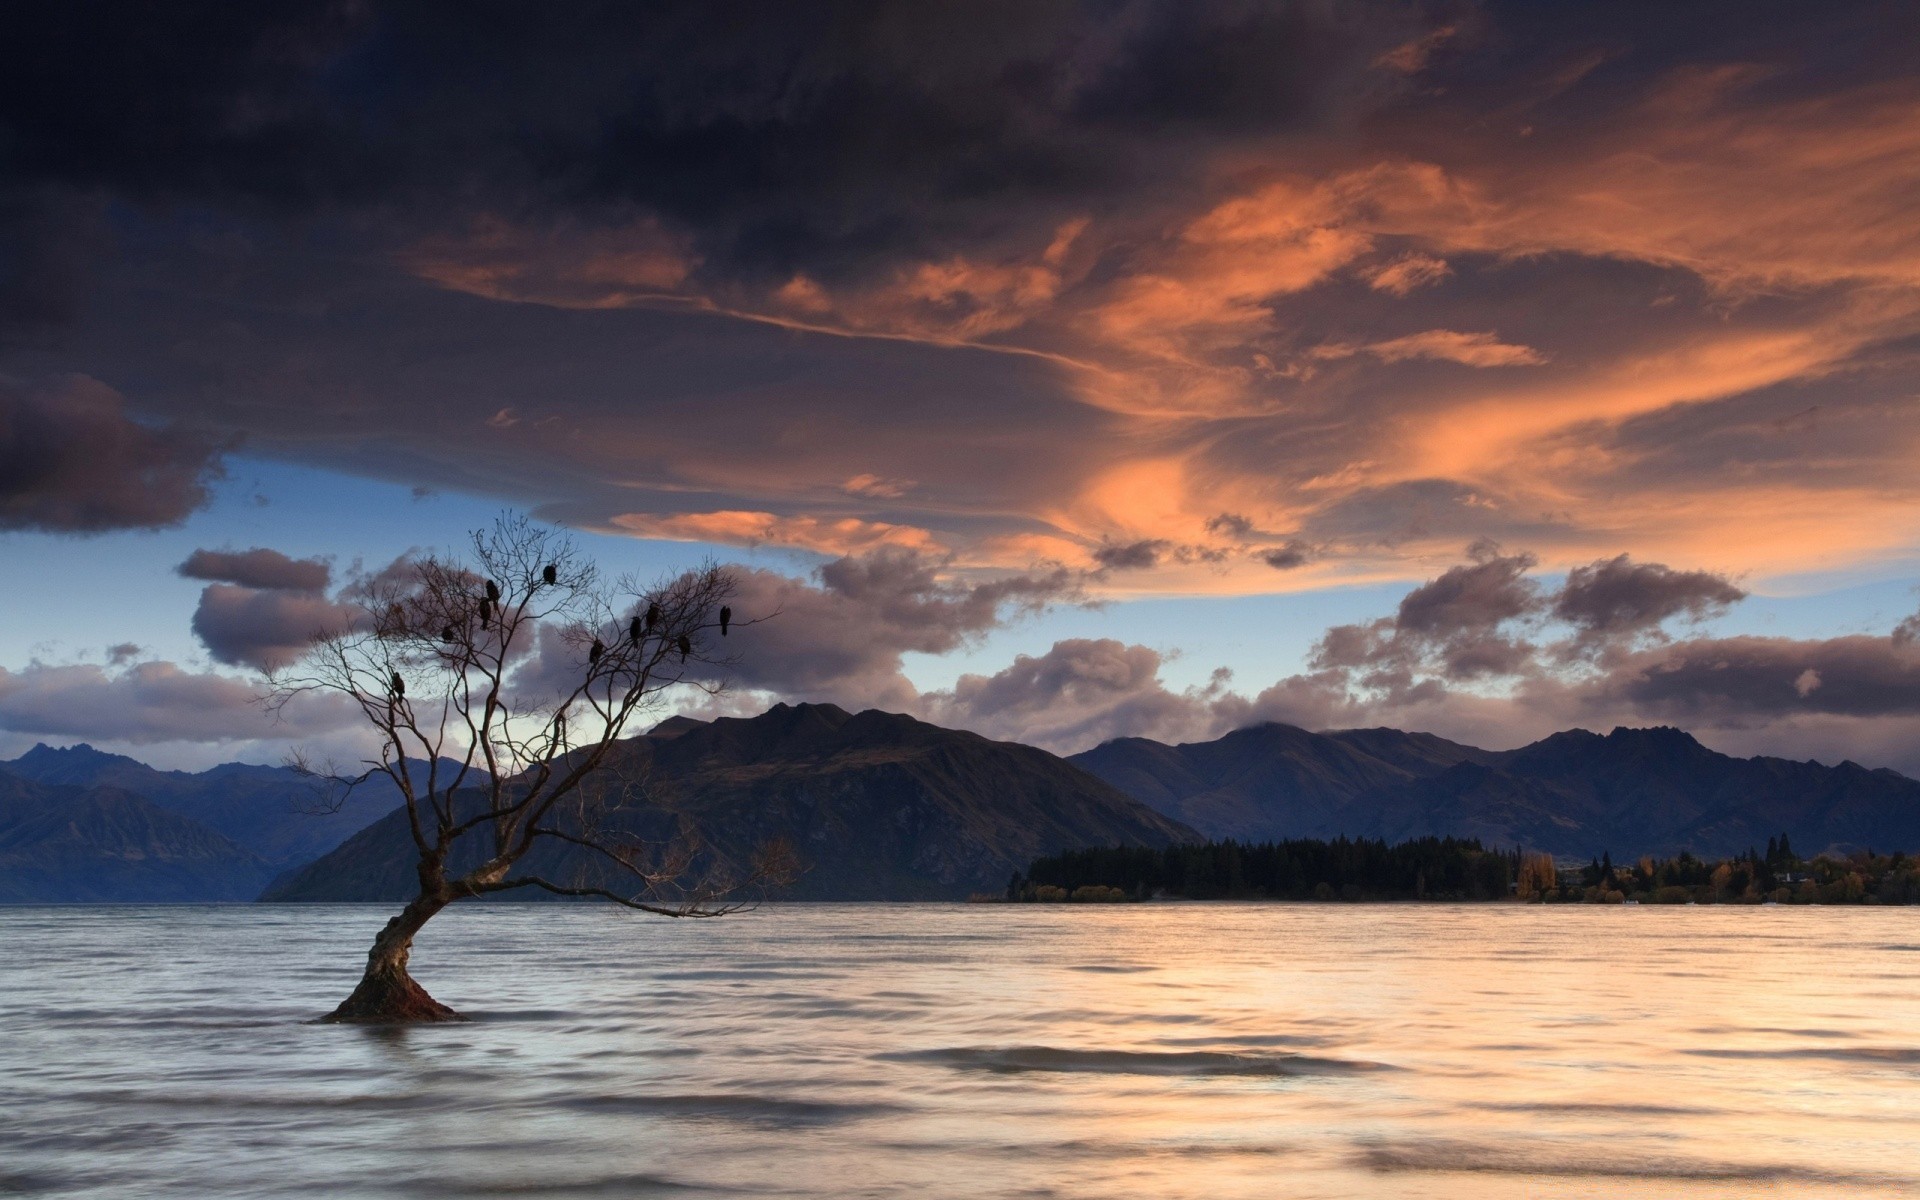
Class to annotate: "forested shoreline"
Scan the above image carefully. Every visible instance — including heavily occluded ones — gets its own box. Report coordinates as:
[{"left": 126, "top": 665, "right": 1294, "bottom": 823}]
[{"left": 1008, "top": 835, "right": 1920, "bottom": 905}]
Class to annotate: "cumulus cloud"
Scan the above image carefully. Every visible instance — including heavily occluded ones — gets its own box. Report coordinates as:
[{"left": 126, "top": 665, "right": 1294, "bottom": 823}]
[
  {"left": 714, "top": 548, "right": 1081, "bottom": 707},
  {"left": 179, "top": 545, "right": 361, "bottom": 672},
  {"left": 178, "top": 546, "right": 331, "bottom": 591},
  {"left": 188, "top": 585, "right": 362, "bottom": 673},
  {"left": 0, "top": 375, "right": 223, "bottom": 533},
  {"left": 923, "top": 639, "right": 1248, "bottom": 751},
  {"left": 1552, "top": 553, "right": 1746, "bottom": 651}
]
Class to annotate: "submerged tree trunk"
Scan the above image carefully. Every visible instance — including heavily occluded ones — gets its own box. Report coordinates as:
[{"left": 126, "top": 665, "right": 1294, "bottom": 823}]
[{"left": 319, "top": 894, "right": 464, "bottom": 1023}]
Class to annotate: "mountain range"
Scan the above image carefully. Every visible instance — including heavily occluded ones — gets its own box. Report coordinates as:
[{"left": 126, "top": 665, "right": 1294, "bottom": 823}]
[
  {"left": 0, "top": 744, "right": 448, "bottom": 902},
  {"left": 1071, "top": 723, "right": 1920, "bottom": 860},
  {"left": 264, "top": 703, "right": 1195, "bottom": 902},
  {"left": 6, "top": 709, "right": 1920, "bottom": 903}
]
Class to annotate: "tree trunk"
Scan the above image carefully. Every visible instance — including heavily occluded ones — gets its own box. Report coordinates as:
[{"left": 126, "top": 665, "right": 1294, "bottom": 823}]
[{"left": 319, "top": 894, "right": 465, "bottom": 1023}]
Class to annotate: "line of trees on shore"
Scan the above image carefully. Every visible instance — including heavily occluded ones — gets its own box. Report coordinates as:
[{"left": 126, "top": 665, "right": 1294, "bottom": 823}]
[{"left": 1008, "top": 834, "right": 1920, "bottom": 905}]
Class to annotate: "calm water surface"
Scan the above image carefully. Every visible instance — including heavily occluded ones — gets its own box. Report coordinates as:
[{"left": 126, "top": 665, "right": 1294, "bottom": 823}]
[{"left": 2, "top": 904, "right": 1917, "bottom": 1199}]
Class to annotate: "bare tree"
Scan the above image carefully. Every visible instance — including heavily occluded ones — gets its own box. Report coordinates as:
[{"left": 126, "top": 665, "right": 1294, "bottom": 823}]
[{"left": 271, "top": 514, "right": 792, "bottom": 1023}]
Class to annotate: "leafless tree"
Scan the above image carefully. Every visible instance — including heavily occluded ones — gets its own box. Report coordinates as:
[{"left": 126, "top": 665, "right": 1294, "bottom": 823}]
[{"left": 270, "top": 513, "right": 792, "bottom": 1023}]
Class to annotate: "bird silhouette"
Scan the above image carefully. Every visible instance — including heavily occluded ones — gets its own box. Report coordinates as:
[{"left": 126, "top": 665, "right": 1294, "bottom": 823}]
[
  {"left": 485, "top": 579, "right": 501, "bottom": 602},
  {"left": 677, "top": 634, "right": 691, "bottom": 661},
  {"left": 441, "top": 625, "right": 456, "bottom": 643},
  {"left": 390, "top": 672, "right": 405, "bottom": 697},
  {"left": 628, "top": 615, "right": 642, "bottom": 642},
  {"left": 542, "top": 564, "right": 557, "bottom": 585},
  {"left": 645, "top": 602, "right": 661, "bottom": 632},
  {"left": 589, "top": 638, "right": 605, "bottom": 664},
  {"left": 720, "top": 605, "right": 731, "bottom": 636},
  {"left": 478, "top": 597, "right": 493, "bottom": 623}
]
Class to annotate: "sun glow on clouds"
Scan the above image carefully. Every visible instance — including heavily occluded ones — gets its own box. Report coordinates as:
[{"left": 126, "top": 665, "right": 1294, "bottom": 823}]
[
  {"left": 384, "top": 60, "right": 1920, "bottom": 590},
  {"left": 609, "top": 511, "right": 945, "bottom": 557},
  {"left": 10, "top": 1, "right": 1916, "bottom": 603}
]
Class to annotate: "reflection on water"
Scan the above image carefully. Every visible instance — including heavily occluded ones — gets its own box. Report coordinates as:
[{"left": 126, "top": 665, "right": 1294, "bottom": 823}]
[{"left": 1, "top": 903, "right": 1917, "bottom": 1198}]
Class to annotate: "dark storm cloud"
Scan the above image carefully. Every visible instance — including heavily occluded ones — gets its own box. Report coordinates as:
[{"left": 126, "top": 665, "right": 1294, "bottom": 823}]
[
  {"left": 0, "top": 376, "right": 225, "bottom": 533},
  {"left": 0, "top": 187, "right": 106, "bottom": 335},
  {"left": 0, "top": 1, "right": 1425, "bottom": 280},
  {"left": 179, "top": 547, "right": 332, "bottom": 591},
  {"left": 5, "top": 0, "right": 1919, "bottom": 599}
]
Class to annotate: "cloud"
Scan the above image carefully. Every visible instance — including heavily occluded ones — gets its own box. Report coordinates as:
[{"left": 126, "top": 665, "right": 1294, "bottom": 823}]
[
  {"left": 610, "top": 510, "right": 945, "bottom": 556},
  {"left": 922, "top": 638, "right": 1248, "bottom": 752},
  {"left": 1260, "top": 542, "right": 1312, "bottom": 570},
  {"left": 843, "top": 473, "right": 915, "bottom": 499},
  {"left": 1092, "top": 539, "right": 1170, "bottom": 571},
  {"left": 1305, "top": 544, "right": 1758, "bottom": 691},
  {"left": 0, "top": 375, "right": 224, "bottom": 533},
  {"left": 1592, "top": 632, "right": 1920, "bottom": 722},
  {"left": 188, "top": 585, "right": 362, "bottom": 673},
  {"left": 178, "top": 547, "right": 331, "bottom": 591},
  {"left": 1358, "top": 330, "right": 1548, "bottom": 368},
  {"left": 0, "top": 659, "right": 355, "bottom": 745},
  {"left": 5, "top": 0, "right": 1920, "bottom": 598},
  {"left": 715, "top": 548, "right": 1081, "bottom": 707},
  {"left": 178, "top": 544, "right": 361, "bottom": 672},
  {"left": 1364, "top": 252, "right": 1452, "bottom": 295},
  {"left": 1552, "top": 553, "right": 1746, "bottom": 649},
  {"left": 1372, "top": 25, "right": 1457, "bottom": 75}
]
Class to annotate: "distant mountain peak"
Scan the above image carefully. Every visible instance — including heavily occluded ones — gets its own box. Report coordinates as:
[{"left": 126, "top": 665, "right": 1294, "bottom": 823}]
[
  {"left": 647, "top": 715, "right": 708, "bottom": 740},
  {"left": 1607, "top": 724, "right": 1701, "bottom": 744},
  {"left": 1075, "top": 720, "right": 1920, "bottom": 859},
  {"left": 5, "top": 741, "right": 159, "bottom": 782}
]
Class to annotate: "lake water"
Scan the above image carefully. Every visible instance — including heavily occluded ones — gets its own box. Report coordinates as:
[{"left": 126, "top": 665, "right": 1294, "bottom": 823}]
[{"left": 2, "top": 904, "right": 1917, "bottom": 1199}]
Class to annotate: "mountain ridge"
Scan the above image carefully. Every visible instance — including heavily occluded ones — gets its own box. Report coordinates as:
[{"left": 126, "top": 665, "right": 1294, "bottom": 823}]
[
  {"left": 266, "top": 702, "right": 1198, "bottom": 902},
  {"left": 1, "top": 743, "right": 457, "bottom": 868},
  {"left": 0, "top": 770, "right": 276, "bottom": 902},
  {"left": 1070, "top": 722, "right": 1920, "bottom": 858}
]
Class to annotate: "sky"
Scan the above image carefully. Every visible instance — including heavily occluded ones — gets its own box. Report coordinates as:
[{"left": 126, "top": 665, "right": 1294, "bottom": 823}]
[{"left": 3, "top": 0, "right": 1919, "bottom": 773}]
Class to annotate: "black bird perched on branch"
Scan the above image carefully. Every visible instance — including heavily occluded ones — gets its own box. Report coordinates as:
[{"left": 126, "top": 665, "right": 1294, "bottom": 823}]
[
  {"left": 628, "top": 615, "right": 642, "bottom": 642},
  {"left": 441, "top": 625, "right": 456, "bottom": 643},
  {"left": 542, "top": 563, "right": 557, "bottom": 586},
  {"left": 645, "top": 602, "right": 661, "bottom": 633},
  {"left": 485, "top": 579, "right": 501, "bottom": 602},
  {"left": 589, "top": 638, "right": 605, "bottom": 664},
  {"left": 478, "top": 597, "right": 493, "bottom": 623},
  {"left": 719, "top": 605, "right": 731, "bottom": 636},
  {"left": 677, "top": 634, "right": 691, "bottom": 661},
  {"left": 390, "top": 672, "right": 405, "bottom": 697}
]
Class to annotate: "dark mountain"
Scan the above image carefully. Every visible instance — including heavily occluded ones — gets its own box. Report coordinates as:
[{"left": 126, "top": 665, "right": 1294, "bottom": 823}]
[
  {"left": 1072, "top": 723, "right": 1920, "bottom": 859},
  {"left": 0, "top": 770, "right": 275, "bottom": 902},
  {"left": 1070, "top": 724, "right": 1491, "bottom": 842},
  {"left": 265, "top": 703, "right": 1197, "bottom": 902},
  {"left": 2, "top": 743, "right": 434, "bottom": 868}
]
